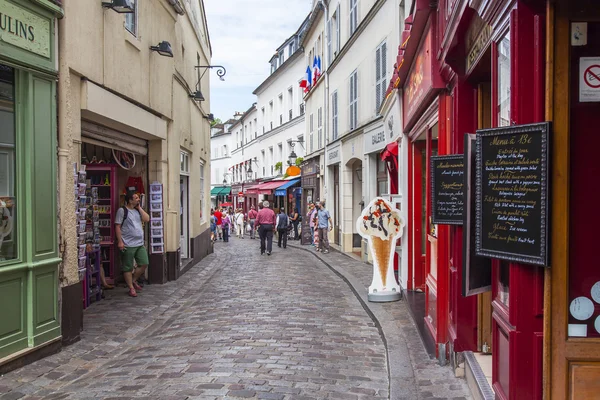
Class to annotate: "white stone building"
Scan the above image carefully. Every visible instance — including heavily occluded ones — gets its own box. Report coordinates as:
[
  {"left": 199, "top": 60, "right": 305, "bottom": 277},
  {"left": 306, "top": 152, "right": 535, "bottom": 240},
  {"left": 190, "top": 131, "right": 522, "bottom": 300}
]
[{"left": 302, "top": 0, "right": 406, "bottom": 256}]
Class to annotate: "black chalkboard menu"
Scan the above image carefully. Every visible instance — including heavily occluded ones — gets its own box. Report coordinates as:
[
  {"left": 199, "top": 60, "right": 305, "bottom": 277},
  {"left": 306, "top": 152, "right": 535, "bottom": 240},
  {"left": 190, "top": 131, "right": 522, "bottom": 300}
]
[
  {"left": 475, "top": 122, "right": 551, "bottom": 266},
  {"left": 431, "top": 155, "right": 464, "bottom": 225}
]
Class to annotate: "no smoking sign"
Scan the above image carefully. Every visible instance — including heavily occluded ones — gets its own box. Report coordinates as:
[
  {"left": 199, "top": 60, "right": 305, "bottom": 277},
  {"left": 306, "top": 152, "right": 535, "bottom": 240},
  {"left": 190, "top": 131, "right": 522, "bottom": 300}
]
[{"left": 580, "top": 57, "right": 600, "bottom": 102}]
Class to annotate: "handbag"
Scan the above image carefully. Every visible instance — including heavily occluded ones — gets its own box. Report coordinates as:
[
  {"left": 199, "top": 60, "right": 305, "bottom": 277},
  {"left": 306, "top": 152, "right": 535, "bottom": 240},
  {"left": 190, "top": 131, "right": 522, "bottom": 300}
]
[{"left": 246, "top": 223, "right": 252, "bottom": 233}]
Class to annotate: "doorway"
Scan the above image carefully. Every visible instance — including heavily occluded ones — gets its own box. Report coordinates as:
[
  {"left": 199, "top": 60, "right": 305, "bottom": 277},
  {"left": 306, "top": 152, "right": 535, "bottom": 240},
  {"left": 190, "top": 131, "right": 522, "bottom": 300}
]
[
  {"left": 180, "top": 176, "right": 189, "bottom": 260},
  {"left": 333, "top": 165, "right": 340, "bottom": 245}
]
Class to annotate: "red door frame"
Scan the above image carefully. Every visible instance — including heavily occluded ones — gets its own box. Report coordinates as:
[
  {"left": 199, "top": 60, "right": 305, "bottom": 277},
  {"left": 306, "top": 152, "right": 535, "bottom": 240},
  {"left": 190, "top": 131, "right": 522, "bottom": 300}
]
[{"left": 408, "top": 140, "right": 427, "bottom": 291}]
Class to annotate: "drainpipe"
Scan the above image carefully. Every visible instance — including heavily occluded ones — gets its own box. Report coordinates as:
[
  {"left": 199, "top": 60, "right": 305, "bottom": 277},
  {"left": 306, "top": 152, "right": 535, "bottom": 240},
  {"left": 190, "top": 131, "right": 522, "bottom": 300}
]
[{"left": 320, "top": 0, "right": 329, "bottom": 205}]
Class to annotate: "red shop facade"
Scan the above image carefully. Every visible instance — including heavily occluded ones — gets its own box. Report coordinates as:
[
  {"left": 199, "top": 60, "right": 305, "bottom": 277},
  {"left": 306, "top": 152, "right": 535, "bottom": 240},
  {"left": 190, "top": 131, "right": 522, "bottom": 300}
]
[{"left": 396, "top": 0, "right": 547, "bottom": 398}]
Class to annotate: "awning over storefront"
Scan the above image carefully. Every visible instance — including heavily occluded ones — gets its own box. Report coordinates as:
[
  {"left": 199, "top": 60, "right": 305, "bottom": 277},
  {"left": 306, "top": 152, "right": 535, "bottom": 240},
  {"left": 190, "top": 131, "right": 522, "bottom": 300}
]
[
  {"left": 274, "top": 179, "right": 300, "bottom": 196},
  {"left": 380, "top": 142, "right": 399, "bottom": 195},
  {"left": 380, "top": 142, "right": 398, "bottom": 163},
  {"left": 246, "top": 180, "right": 286, "bottom": 195},
  {"left": 210, "top": 186, "right": 231, "bottom": 196}
]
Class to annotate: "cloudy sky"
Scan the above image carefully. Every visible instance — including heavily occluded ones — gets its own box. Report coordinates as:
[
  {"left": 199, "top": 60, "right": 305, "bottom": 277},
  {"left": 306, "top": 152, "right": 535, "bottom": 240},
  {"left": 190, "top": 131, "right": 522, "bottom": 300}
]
[{"left": 204, "top": 0, "right": 311, "bottom": 121}]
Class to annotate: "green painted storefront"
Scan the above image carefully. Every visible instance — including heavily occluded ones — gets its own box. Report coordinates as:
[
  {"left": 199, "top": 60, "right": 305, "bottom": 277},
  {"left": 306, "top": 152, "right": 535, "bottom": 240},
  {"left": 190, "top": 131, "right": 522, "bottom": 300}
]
[{"left": 0, "top": 0, "right": 63, "bottom": 363}]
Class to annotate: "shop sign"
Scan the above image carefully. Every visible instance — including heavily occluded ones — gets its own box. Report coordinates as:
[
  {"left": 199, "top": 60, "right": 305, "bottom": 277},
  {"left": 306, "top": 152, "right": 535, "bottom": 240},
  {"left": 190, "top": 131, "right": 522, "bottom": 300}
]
[
  {"left": 402, "top": 26, "right": 443, "bottom": 131},
  {"left": 301, "top": 158, "right": 319, "bottom": 175},
  {"left": 579, "top": 57, "right": 600, "bottom": 102},
  {"left": 475, "top": 122, "right": 551, "bottom": 266},
  {"left": 364, "top": 123, "right": 386, "bottom": 154},
  {"left": 430, "top": 154, "right": 464, "bottom": 225},
  {"left": 0, "top": 0, "right": 51, "bottom": 58},
  {"left": 465, "top": 15, "right": 492, "bottom": 74},
  {"left": 326, "top": 145, "right": 340, "bottom": 166}
]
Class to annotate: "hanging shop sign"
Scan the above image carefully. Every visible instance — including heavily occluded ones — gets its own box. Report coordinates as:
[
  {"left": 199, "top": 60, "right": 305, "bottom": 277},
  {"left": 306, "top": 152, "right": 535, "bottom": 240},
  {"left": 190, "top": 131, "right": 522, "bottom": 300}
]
[
  {"left": 431, "top": 154, "right": 464, "bottom": 225},
  {"left": 462, "top": 134, "right": 491, "bottom": 296},
  {"left": 0, "top": 0, "right": 51, "bottom": 58},
  {"left": 475, "top": 122, "right": 551, "bottom": 266},
  {"left": 579, "top": 57, "right": 600, "bottom": 102},
  {"left": 364, "top": 123, "right": 386, "bottom": 154},
  {"left": 402, "top": 24, "right": 444, "bottom": 132}
]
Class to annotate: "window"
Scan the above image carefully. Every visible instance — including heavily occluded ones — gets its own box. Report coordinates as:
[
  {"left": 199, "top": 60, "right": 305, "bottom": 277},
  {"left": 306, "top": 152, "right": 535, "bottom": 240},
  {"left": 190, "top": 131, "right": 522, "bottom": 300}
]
[
  {"left": 376, "top": 157, "right": 388, "bottom": 196},
  {"left": 497, "top": 32, "right": 511, "bottom": 127},
  {"left": 180, "top": 151, "right": 189, "bottom": 175},
  {"left": 349, "top": 70, "right": 358, "bottom": 130},
  {"left": 318, "top": 107, "right": 323, "bottom": 149},
  {"left": 332, "top": 91, "right": 339, "bottom": 140},
  {"left": 336, "top": 4, "right": 341, "bottom": 54},
  {"left": 289, "top": 42, "right": 294, "bottom": 55},
  {"left": 375, "top": 41, "right": 387, "bottom": 112},
  {"left": 309, "top": 113, "right": 314, "bottom": 153},
  {"left": 125, "top": 0, "right": 138, "bottom": 36},
  {"left": 0, "top": 65, "right": 16, "bottom": 263},
  {"left": 280, "top": 114, "right": 283, "bottom": 125},
  {"left": 199, "top": 162, "right": 205, "bottom": 221},
  {"left": 278, "top": 143, "right": 283, "bottom": 164},
  {"left": 349, "top": 0, "right": 358, "bottom": 36},
  {"left": 279, "top": 49, "right": 284, "bottom": 64},
  {"left": 327, "top": 18, "right": 332, "bottom": 69},
  {"left": 300, "top": 103, "right": 305, "bottom": 115}
]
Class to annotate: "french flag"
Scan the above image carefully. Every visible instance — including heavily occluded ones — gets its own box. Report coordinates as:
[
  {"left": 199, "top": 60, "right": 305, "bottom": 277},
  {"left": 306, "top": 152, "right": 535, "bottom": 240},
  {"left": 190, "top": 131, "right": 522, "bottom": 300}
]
[
  {"left": 305, "top": 65, "right": 312, "bottom": 90},
  {"left": 312, "top": 56, "right": 319, "bottom": 85}
]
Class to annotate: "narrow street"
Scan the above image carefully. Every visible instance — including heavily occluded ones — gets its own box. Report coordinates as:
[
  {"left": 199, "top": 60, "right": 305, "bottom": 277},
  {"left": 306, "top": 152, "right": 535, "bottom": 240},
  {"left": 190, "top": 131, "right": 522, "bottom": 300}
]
[{"left": 0, "top": 238, "right": 470, "bottom": 400}]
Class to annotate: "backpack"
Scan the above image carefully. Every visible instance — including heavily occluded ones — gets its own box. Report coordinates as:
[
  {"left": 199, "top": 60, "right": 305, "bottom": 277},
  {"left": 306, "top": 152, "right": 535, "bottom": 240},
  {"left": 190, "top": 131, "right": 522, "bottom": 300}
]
[{"left": 120, "top": 206, "right": 140, "bottom": 224}]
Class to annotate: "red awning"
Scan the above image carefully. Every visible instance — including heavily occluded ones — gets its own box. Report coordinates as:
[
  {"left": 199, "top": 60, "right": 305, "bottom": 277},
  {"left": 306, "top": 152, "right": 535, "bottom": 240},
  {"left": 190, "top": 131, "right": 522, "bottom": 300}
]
[
  {"left": 245, "top": 180, "right": 286, "bottom": 195},
  {"left": 381, "top": 142, "right": 399, "bottom": 195},
  {"left": 380, "top": 141, "right": 398, "bottom": 162}
]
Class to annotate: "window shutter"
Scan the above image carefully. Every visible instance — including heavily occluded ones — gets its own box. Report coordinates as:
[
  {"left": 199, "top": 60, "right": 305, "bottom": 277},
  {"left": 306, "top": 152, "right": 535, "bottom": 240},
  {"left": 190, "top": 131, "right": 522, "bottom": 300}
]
[
  {"left": 354, "top": 72, "right": 358, "bottom": 128},
  {"left": 382, "top": 42, "right": 387, "bottom": 79},
  {"left": 376, "top": 47, "right": 382, "bottom": 111},
  {"left": 327, "top": 19, "right": 332, "bottom": 69},
  {"left": 336, "top": 4, "right": 341, "bottom": 53}
]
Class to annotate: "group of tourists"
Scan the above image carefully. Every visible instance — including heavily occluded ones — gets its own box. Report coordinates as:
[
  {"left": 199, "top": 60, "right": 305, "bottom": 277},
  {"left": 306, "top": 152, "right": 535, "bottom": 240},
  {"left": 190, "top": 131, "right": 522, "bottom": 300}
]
[{"left": 209, "top": 200, "right": 333, "bottom": 256}]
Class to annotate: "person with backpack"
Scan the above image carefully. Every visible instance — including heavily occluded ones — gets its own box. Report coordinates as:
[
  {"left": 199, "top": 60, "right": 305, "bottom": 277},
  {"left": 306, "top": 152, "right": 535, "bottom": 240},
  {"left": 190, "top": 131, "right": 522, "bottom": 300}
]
[
  {"left": 276, "top": 207, "right": 289, "bottom": 249},
  {"left": 115, "top": 192, "right": 150, "bottom": 297}
]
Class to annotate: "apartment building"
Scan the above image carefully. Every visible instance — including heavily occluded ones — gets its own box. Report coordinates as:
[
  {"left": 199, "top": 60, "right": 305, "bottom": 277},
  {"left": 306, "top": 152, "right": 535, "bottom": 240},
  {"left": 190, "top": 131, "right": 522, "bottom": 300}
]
[{"left": 302, "top": 0, "right": 403, "bottom": 254}]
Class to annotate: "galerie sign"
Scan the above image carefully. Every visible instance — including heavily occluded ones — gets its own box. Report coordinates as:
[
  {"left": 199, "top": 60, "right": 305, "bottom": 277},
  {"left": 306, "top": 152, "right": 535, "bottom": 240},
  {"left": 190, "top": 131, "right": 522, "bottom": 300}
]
[{"left": 0, "top": 0, "right": 50, "bottom": 58}]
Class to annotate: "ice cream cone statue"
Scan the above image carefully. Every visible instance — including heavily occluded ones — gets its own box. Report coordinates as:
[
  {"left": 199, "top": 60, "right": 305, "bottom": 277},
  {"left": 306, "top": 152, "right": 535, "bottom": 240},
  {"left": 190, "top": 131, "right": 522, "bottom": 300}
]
[{"left": 357, "top": 197, "right": 405, "bottom": 302}]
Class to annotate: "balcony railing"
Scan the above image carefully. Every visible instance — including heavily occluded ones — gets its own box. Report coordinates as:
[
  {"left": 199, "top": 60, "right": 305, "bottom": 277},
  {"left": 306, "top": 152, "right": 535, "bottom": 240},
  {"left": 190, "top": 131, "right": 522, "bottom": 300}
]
[
  {"left": 289, "top": 109, "right": 293, "bottom": 121},
  {"left": 300, "top": 104, "right": 305, "bottom": 115}
]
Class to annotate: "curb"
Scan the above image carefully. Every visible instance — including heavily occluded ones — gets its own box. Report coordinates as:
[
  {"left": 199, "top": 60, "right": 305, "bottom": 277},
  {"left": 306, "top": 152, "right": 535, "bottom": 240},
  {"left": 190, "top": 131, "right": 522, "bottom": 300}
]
[{"left": 288, "top": 242, "right": 418, "bottom": 400}]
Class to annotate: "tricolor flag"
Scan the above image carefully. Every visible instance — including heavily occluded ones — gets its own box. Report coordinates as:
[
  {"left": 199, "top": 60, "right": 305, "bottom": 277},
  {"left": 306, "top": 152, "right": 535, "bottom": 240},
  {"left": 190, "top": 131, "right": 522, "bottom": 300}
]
[
  {"left": 312, "top": 56, "right": 319, "bottom": 85},
  {"left": 299, "top": 79, "right": 309, "bottom": 93},
  {"left": 305, "top": 65, "right": 312, "bottom": 90},
  {"left": 316, "top": 56, "right": 322, "bottom": 80}
]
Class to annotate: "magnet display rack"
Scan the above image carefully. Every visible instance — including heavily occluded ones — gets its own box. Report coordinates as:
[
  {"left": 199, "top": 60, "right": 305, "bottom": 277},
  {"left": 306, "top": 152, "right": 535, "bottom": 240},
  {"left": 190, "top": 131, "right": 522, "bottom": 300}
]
[
  {"left": 84, "top": 164, "right": 119, "bottom": 283},
  {"left": 149, "top": 182, "right": 164, "bottom": 254}
]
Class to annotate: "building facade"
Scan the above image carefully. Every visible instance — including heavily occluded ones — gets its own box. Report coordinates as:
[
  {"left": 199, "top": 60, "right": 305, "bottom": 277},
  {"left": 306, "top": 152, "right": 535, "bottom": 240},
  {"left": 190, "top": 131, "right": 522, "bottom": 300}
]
[
  {"left": 56, "top": 0, "right": 213, "bottom": 346},
  {"left": 0, "top": 0, "right": 64, "bottom": 370}
]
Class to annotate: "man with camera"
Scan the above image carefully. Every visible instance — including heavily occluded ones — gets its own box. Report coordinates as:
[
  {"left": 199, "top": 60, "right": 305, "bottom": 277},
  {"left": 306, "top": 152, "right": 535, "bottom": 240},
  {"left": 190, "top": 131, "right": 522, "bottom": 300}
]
[{"left": 115, "top": 192, "right": 150, "bottom": 297}]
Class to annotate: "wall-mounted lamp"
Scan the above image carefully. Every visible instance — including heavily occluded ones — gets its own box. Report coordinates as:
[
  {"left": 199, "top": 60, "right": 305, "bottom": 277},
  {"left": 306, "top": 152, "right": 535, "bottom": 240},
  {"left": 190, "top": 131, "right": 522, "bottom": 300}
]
[
  {"left": 203, "top": 113, "right": 214, "bottom": 122},
  {"left": 246, "top": 158, "right": 258, "bottom": 180},
  {"left": 190, "top": 90, "right": 205, "bottom": 101},
  {"left": 222, "top": 172, "right": 233, "bottom": 185},
  {"left": 355, "top": 167, "right": 363, "bottom": 182},
  {"left": 287, "top": 137, "right": 304, "bottom": 166},
  {"left": 150, "top": 41, "right": 173, "bottom": 57},
  {"left": 102, "top": 0, "right": 135, "bottom": 13}
]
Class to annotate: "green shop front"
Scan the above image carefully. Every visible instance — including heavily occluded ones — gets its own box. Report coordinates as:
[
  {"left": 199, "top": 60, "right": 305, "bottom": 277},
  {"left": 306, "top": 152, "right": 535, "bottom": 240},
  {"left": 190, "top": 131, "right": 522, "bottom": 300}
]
[{"left": 0, "top": 0, "right": 63, "bottom": 368}]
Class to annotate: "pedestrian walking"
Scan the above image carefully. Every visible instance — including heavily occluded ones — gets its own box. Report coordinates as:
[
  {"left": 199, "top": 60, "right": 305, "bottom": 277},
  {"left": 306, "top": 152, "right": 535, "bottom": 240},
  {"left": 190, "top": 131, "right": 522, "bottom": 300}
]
[
  {"left": 234, "top": 208, "right": 245, "bottom": 238},
  {"left": 214, "top": 208, "right": 223, "bottom": 240},
  {"left": 256, "top": 200, "right": 276, "bottom": 255},
  {"left": 209, "top": 209, "right": 217, "bottom": 243},
  {"left": 306, "top": 203, "right": 316, "bottom": 245},
  {"left": 290, "top": 208, "right": 300, "bottom": 240},
  {"left": 115, "top": 192, "right": 151, "bottom": 297},
  {"left": 248, "top": 205, "right": 258, "bottom": 239},
  {"left": 276, "top": 207, "right": 289, "bottom": 249},
  {"left": 221, "top": 212, "right": 232, "bottom": 242},
  {"left": 315, "top": 201, "right": 332, "bottom": 254}
]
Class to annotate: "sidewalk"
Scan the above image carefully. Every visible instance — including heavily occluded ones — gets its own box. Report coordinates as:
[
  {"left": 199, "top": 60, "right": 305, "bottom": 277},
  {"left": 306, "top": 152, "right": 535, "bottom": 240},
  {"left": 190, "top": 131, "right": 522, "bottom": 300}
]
[{"left": 288, "top": 241, "right": 471, "bottom": 400}]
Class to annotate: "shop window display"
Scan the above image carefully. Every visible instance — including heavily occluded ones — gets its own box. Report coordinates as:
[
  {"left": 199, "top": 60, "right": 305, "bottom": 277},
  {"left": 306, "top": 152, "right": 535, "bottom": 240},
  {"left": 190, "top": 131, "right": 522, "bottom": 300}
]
[{"left": 0, "top": 65, "right": 16, "bottom": 263}]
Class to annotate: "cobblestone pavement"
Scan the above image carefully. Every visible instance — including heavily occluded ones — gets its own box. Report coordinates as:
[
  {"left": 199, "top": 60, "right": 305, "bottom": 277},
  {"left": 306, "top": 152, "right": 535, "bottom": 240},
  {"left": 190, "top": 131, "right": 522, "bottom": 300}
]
[{"left": 0, "top": 236, "right": 471, "bottom": 400}]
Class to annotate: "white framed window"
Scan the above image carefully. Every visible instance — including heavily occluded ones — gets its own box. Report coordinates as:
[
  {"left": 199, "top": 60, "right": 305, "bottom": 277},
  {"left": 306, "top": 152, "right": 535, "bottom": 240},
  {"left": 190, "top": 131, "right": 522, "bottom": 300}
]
[
  {"left": 318, "top": 107, "right": 323, "bottom": 149},
  {"left": 327, "top": 18, "right": 332, "bottom": 69},
  {"left": 349, "top": 0, "right": 358, "bottom": 36},
  {"left": 279, "top": 49, "right": 285, "bottom": 64},
  {"left": 310, "top": 113, "right": 314, "bottom": 153},
  {"left": 199, "top": 161, "right": 205, "bottom": 222},
  {"left": 336, "top": 4, "right": 341, "bottom": 54},
  {"left": 332, "top": 91, "right": 338, "bottom": 140},
  {"left": 125, "top": 0, "right": 138, "bottom": 36},
  {"left": 375, "top": 41, "right": 387, "bottom": 112},
  {"left": 349, "top": 70, "right": 358, "bottom": 130},
  {"left": 180, "top": 151, "right": 190, "bottom": 175}
]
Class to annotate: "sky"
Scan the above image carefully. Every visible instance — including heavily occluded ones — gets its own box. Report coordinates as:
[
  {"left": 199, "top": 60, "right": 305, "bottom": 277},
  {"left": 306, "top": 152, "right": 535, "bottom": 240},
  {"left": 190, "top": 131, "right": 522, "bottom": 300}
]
[{"left": 204, "top": 0, "right": 312, "bottom": 122}]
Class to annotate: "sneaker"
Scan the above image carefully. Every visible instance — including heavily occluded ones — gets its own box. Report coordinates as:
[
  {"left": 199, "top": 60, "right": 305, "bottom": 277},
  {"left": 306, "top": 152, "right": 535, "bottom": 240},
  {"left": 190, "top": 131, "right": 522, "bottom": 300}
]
[
  {"left": 323, "top": 250, "right": 329, "bottom": 254},
  {"left": 267, "top": 251, "right": 271, "bottom": 256},
  {"left": 133, "top": 281, "right": 143, "bottom": 291},
  {"left": 128, "top": 288, "right": 137, "bottom": 297}
]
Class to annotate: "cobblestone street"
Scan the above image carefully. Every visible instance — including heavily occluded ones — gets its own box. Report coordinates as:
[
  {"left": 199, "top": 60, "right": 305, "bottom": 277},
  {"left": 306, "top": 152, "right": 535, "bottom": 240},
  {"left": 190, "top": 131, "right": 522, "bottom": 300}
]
[{"left": 0, "top": 237, "right": 471, "bottom": 400}]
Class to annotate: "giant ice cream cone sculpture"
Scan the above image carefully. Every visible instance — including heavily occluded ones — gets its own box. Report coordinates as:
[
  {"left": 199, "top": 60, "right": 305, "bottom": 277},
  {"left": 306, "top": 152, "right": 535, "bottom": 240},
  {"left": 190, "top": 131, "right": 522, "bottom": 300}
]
[{"left": 357, "top": 197, "right": 405, "bottom": 302}]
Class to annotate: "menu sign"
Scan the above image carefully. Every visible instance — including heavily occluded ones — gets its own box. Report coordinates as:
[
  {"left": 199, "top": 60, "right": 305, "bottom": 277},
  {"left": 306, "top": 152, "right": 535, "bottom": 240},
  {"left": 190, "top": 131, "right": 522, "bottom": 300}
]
[
  {"left": 431, "top": 155, "right": 464, "bottom": 225},
  {"left": 475, "top": 122, "right": 551, "bottom": 266}
]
